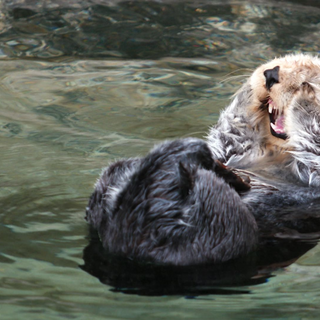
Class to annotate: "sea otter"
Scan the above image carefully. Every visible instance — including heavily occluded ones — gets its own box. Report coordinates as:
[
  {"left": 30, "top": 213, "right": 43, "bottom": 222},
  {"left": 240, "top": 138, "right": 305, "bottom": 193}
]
[{"left": 86, "top": 54, "right": 320, "bottom": 266}]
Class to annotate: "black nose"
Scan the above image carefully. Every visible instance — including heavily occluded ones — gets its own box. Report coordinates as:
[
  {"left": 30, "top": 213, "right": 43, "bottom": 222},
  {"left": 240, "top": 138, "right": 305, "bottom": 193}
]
[{"left": 264, "top": 66, "right": 280, "bottom": 90}]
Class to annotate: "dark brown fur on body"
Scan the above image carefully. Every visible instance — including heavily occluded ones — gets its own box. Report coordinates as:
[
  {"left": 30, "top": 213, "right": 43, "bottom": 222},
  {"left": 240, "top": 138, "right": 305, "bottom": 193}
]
[{"left": 86, "top": 138, "right": 257, "bottom": 265}]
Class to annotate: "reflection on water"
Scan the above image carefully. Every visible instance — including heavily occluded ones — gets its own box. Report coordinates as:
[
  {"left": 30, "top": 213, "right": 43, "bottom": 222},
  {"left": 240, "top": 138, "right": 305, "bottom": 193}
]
[
  {"left": 1, "top": 0, "right": 320, "bottom": 319},
  {"left": 81, "top": 228, "right": 317, "bottom": 296}
]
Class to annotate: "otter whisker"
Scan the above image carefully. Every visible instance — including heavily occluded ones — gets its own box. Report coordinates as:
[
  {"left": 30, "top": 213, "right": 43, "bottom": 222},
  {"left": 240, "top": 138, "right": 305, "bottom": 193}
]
[
  {"left": 220, "top": 73, "right": 251, "bottom": 80},
  {"left": 294, "top": 100, "right": 309, "bottom": 113},
  {"left": 221, "top": 68, "right": 254, "bottom": 78},
  {"left": 181, "top": 131, "right": 207, "bottom": 138},
  {"left": 219, "top": 73, "right": 252, "bottom": 84}
]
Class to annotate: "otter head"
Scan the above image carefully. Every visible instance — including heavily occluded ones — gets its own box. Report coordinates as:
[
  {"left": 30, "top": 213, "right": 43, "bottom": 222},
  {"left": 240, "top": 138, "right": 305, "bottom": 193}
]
[{"left": 248, "top": 54, "right": 320, "bottom": 148}]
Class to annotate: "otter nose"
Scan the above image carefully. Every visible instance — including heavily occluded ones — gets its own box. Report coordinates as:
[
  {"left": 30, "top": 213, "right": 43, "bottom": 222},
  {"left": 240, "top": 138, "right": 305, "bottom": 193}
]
[{"left": 264, "top": 66, "right": 280, "bottom": 90}]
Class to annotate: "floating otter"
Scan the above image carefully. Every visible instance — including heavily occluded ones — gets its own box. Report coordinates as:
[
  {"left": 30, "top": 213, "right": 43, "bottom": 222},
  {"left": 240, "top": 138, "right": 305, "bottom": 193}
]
[{"left": 86, "top": 54, "right": 320, "bottom": 266}]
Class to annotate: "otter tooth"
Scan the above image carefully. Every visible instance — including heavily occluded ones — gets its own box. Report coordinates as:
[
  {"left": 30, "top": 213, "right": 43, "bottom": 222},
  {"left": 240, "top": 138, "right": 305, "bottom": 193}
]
[
  {"left": 270, "top": 122, "right": 277, "bottom": 131},
  {"left": 268, "top": 104, "right": 273, "bottom": 113}
]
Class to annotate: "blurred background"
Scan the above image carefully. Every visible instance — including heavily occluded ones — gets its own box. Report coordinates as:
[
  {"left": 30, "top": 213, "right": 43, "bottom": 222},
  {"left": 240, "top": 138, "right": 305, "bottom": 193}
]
[{"left": 1, "top": 0, "right": 320, "bottom": 319}]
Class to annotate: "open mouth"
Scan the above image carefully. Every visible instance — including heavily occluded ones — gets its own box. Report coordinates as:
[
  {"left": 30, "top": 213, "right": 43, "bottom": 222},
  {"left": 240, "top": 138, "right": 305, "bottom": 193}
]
[{"left": 267, "top": 99, "right": 288, "bottom": 140}]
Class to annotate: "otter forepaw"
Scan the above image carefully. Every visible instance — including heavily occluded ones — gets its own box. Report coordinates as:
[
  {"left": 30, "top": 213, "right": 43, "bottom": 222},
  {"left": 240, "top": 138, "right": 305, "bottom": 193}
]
[{"left": 212, "top": 160, "right": 251, "bottom": 193}]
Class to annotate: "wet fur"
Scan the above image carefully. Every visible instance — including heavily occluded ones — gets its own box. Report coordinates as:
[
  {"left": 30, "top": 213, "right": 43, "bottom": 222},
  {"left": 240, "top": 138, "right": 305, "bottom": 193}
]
[
  {"left": 208, "top": 54, "right": 320, "bottom": 186},
  {"left": 86, "top": 138, "right": 257, "bottom": 265},
  {"left": 86, "top": 54, "right": 320, "bottom": 266}
]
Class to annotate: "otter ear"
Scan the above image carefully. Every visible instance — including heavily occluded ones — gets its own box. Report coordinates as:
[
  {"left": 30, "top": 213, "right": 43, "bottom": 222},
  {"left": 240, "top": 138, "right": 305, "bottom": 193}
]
[{"left": 178, "top": 162, "right": 194, "bottom": 199}]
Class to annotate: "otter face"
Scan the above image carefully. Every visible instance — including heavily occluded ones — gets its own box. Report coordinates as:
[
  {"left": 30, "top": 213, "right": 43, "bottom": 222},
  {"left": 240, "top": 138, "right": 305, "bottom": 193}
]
[{"left": 249, "top": 54, "right": 320, "bottom": 147}]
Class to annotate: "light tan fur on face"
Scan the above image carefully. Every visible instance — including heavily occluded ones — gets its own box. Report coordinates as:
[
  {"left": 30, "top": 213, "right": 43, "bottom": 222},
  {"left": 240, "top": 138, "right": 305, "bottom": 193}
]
[
  {"left": 208, "top": 53, "right": 320, "bottom": 182},
  {"left": 248, "top": 54, "right": 320, "bottom": 150}
]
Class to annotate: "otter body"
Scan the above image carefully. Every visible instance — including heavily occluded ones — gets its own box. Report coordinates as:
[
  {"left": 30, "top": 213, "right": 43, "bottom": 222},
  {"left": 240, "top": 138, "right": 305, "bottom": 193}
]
[{"left": 86, "top": 54, "right": 320, "bottom": 265}]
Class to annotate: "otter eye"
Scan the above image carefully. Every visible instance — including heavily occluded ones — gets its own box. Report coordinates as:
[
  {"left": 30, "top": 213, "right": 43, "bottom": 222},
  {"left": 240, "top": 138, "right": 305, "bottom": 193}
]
[
  {"left": 301, "top": 81, "right": 315, "bottom": 95},
  {"left": 301, "top": 82, "right": 312, "bottom": 90}
]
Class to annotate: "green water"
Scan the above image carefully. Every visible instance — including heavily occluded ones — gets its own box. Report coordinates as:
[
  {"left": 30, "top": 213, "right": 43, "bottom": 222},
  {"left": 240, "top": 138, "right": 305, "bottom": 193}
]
[{"left": 1, "top": 0, "right": 320, "bottom": 319}]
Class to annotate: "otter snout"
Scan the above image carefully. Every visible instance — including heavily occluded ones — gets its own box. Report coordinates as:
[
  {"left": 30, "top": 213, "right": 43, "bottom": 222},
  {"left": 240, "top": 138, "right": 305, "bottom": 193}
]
[{"left": 264, "top": 66, "right": 280, "bottom": 90}]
